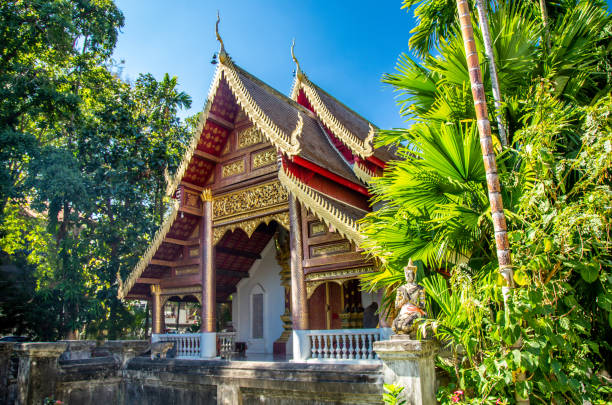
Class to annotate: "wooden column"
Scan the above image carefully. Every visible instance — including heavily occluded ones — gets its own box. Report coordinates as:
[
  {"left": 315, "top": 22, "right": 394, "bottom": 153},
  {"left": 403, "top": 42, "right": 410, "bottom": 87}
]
[
  {"left": 289, "top": 194, "right": 308, "bottom": 330},
  {"left": 150, "top": 284, "right": 162, "bottom": 334},
  {"left": 200, "top": 189, "right": 216, "bottom": 333}
]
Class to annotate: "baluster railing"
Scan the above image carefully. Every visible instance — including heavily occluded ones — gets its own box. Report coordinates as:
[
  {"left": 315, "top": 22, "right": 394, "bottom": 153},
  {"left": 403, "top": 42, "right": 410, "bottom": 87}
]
[
  {"left": 299, "top": 328, "right": 390, "bottom": 363},
  {"left": 217, "top": 332, "right": 236, "bottom": 358},
  {"left": 151, "top": 333, "right": 205, "bottom": 359}
]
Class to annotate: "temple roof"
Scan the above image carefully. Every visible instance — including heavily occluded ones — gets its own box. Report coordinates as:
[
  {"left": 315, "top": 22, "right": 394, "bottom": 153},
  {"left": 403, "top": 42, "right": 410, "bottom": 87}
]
[
  {"left": 278, "top": 166, "right": 366, "bottom": 246},
  {"left": 289, "top": 62, "right": 397, "bottom": 185},
  {"left": 119, "top": 38, "right": 393, "bottom": 300},
  {"left": 231, "top": 64, "right": 365, "bottom": 187}
]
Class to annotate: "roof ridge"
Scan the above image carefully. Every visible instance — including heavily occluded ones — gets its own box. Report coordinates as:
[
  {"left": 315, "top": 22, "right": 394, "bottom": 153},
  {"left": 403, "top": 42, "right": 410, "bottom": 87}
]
[
  {"left": 308, "top": 79, "right": 378, "bottom": 130},
  {"left": 165, "top": 66, "right": 223, "bottom": 196},
  {"left": 118, "top": 200, "right": 180, "bottom": 299},
  {"left": 278, "top": 166, "right": 363, "bottom": 245},
  {"left": 221, "top": 61, "right": 301, "bottom": 156},
  {"left": 232, "top": 63, "right": 315, "bottom": 118},
  {"left": 294, "top": 76, "right": 376, "bottom": 158}
]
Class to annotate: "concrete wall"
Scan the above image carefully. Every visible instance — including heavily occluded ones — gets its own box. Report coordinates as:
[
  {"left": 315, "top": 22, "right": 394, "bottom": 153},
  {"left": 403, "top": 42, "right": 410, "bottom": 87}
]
[{"left": 233, "top": 240, "right": 285, "bottom": 354}]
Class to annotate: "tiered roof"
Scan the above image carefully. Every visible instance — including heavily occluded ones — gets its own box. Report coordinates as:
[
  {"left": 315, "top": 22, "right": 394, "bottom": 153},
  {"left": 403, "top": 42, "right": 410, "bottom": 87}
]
[{"left": 118, "top": 28, "right": 395, "bottom": 300}]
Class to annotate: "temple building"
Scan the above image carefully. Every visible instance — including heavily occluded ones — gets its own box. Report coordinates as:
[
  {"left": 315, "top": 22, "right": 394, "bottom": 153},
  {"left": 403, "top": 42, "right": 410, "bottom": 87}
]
[{"left": 117, "top": 26, "right": 395, "bottom": 361}]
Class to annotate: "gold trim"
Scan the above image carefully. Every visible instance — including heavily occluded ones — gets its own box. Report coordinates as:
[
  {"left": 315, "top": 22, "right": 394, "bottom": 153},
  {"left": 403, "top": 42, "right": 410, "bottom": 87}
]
[
  {"left": 212, "top": 211, "right": 290, "bottom": 245},
  {"left": 311, "top": 241, "right": 351, "bottom": 257},
  {"left": 252, "top": 148, "right": 277, "bottom": 169},
  {"left": 278, "top": 167, "right": 363, "bottom": 245},
  {"left": 212, "top": 180, "right": 288, "bottom": 221},
  {"left": 175, "top": 266, "right": 199, "bottom": 276},
  {"left": 165, "top": 66, "right": 223, "bottom": 196},
  {"left": 221, "top": 159, "right": 245, "bottom": 178},
  {"left": 118, "top": 200, "right": 180, "bottom": 299},
  {"left": 353, "top": 161, "right": 375, "bottom": 184},
  {"left": 219, "top": 61, "right": 302, "bottom": 156},
  {"left": 237, "top": 126, "right": 265, "bottom": 149},
  {"left": 200, "top": 188, "right": 213, "bottom": 202},
  {"left": 162, "top": 286, "right": 202, "bottom": 296},
  {"left": 305, "top": 266, "right": 376, "bottom": 283},
  {"left": 291, "top": 78, "right": 374, "bottom": 158}
]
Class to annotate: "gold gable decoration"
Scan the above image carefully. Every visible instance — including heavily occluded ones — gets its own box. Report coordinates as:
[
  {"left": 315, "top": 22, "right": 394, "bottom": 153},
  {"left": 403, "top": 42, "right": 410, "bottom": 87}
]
[
  {"left": 165, "top": 67, "right": 224, "bottom": 196},
  {"left": 212, "top": 212, "right": 290, "bottom": 246},
  {"left": 212, "top": 180, "right": 288, "bottom": 221},
  {"left": 118, "top": 200, "right": 181, "bottom": 299},
  {"left": 278, "top": 167, "right": 364, "bottom": 245},
  {"left": 219, "top": 61, "right": 302, "bottom": 156},
  {"left": 237, "top": 126, "right": 265, "bottom": 149},
  {"left": 291, "top": 77, "right": 375, "bottom": 159},
  {"left": 353, "top": 161, "right": 375, "bottom": 184}
]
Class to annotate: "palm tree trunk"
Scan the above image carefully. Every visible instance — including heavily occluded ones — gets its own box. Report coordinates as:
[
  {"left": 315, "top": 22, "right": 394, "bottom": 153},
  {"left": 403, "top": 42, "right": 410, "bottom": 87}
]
[
  {"left": 455, "top": 2, "right": 526, "bottom": 403},
  {"left": 455, "top": 0, "right": 513, "bottom": 288},
  {"left": 539, "top": 0, "right": 551, "bottom": 49},
  {"left": 474, "top": 0, "right": 508, "bottom": 146}
]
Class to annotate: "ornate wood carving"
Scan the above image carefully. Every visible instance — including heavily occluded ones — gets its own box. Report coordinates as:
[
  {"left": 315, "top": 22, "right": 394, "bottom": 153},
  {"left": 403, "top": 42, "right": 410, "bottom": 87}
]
[
  {"left": 221, "top": 159, "right": 245, "bottom": 178},
  {"left": 304, "top": 265, "right": 376, "bottom": 297},
  {"left": 309, "top": 221, "right": 327, "bottom": 237},
  {"left": 212, "top": 211, "right": 290, "bottom": 245},
  {"left": 310, "top": 241, "right": 351, "bottom": 257},
  {"left": 237, "top": 126, "right": 265, "bottom": 149},
  {"left": 183, "top": 189, "right": 203, "bottom": 210},
  {"left": 212, "top": 180, "right": 288, "bottom": 221},
  {"left": 252, "top": 147, "right": 277, "bottom": 169}
]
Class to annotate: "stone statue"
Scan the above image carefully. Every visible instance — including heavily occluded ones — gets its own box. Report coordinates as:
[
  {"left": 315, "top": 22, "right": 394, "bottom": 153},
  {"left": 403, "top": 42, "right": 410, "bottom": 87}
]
[{"left": 392, "top": 259, "right": 427, "bottom": 337}]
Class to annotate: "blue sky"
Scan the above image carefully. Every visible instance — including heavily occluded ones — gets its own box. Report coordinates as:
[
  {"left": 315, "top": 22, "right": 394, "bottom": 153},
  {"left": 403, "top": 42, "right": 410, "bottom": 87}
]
[{"left": 112, "top": 1, "right": 416, "bottom": 130}]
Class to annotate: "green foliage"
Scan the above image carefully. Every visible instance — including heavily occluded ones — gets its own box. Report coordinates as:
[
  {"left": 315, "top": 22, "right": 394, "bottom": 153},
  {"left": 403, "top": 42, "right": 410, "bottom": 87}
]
[
  {"left": 383, "top": 384, "right": 406, "bottom": 405},
  {"left": 0, "top": 0, "right": 193, "bottom": 340},
  {"left": 364, "top": 0, "right": 611, "bottom": 403}
]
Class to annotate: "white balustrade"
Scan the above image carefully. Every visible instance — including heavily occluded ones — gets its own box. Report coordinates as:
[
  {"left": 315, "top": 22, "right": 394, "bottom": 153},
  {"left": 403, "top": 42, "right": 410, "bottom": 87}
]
[
  {"left": 217, "top": 332, "right": 236, "bottom": 358},
  {"left": 151, "top": 333, "right": 205, "bottom": 359},
  {"left": 295, "top": 328, "right": 392, "bottom": 363}
]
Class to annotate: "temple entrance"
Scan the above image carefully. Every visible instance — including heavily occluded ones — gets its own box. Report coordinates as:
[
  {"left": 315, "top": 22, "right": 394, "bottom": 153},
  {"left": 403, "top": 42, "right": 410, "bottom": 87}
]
[
  {"left": 307, "top": 282, "right": 342, "bottom": 330},
  {"left": 162, "top": 295, "right": 201, "bottom": 333}
]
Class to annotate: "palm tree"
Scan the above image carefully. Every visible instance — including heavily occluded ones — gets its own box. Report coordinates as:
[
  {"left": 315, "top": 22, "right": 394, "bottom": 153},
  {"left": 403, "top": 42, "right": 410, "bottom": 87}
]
[
  {"left": 454, "top": 0, "right": 513, "bottom": 288},
  {"left": 474, "top": 0, "right": 507, "bottom": 146}
]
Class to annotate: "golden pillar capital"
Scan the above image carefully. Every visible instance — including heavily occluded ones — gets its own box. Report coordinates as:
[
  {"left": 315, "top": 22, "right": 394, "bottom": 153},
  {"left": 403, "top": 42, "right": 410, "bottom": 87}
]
[
  {"left": 150, "top": 284, "right": 162, "bottom": 295},
  {"left": 200, "top": 188, "right": 213, "bottom": 202}
]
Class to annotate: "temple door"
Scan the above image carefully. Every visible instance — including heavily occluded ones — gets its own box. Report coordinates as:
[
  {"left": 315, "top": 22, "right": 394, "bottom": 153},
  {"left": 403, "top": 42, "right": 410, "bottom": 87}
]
[{"left": 307, "top": 282, "right": 342, "bottom": 330}]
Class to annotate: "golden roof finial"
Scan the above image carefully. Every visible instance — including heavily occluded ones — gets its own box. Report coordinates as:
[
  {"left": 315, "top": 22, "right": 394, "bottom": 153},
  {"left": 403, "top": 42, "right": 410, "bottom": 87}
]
[
  {"left": 291, "top": 39, "right": 305, "bottom": 81},
  {"left": 215, "top": 11, "right": 228, "bottom": 64}
]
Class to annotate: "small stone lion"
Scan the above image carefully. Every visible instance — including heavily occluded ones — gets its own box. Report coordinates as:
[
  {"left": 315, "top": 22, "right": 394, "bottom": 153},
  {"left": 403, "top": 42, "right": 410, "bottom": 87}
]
[{"left": 392, "top": 259, "right": 427, "bottom": 337}]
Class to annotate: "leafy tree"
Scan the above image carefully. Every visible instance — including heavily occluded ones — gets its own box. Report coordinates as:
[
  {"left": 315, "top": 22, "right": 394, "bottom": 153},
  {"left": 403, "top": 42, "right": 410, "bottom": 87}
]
[{"left": 0, "top": 0, "right": 193, "bottom": 340}]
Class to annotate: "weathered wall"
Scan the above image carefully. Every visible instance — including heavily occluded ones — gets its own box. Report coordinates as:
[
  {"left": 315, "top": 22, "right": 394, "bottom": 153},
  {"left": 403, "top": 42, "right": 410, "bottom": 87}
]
[
  {"left": 1, "top": 341, "right": 385, "bottom": 405},
  {"left": 125, "top": 358, "right": 383, "bottom": 405}
]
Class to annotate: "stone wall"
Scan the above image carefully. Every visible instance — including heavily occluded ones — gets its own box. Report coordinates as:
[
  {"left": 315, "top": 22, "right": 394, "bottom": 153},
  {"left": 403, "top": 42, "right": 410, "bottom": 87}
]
[{"left": 0, "top": 341, "right": 385, "bottom": 404}]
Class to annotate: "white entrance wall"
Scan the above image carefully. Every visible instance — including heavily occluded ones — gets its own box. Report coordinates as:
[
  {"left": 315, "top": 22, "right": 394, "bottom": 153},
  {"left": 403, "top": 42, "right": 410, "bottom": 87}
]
[{"left": 232, "top": 239, "right": 284, "bottom": 354}]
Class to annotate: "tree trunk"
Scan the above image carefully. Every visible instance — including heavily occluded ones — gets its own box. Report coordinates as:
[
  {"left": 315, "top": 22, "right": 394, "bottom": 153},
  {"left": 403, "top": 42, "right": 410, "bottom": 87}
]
[
  {"left": 455, "top": 1, "right": 526, "bottom": 403},
  {"left": 539, "top": 0, "right": 551, "bottom": 49},
  {"left": 474, "top": 0, "right": 508, "bottom": 146},
  {"left": 456, "top": 0, "right": 513, "bottom": 287},
  {"left": 144, "top": 302, "right": 150, "bottom": 339}
]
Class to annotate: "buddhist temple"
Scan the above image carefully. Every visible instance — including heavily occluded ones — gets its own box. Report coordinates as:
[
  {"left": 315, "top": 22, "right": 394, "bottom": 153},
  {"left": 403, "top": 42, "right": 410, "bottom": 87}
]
[{"left": 118, "top": 21, "right": 395, "bottom": 361}]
